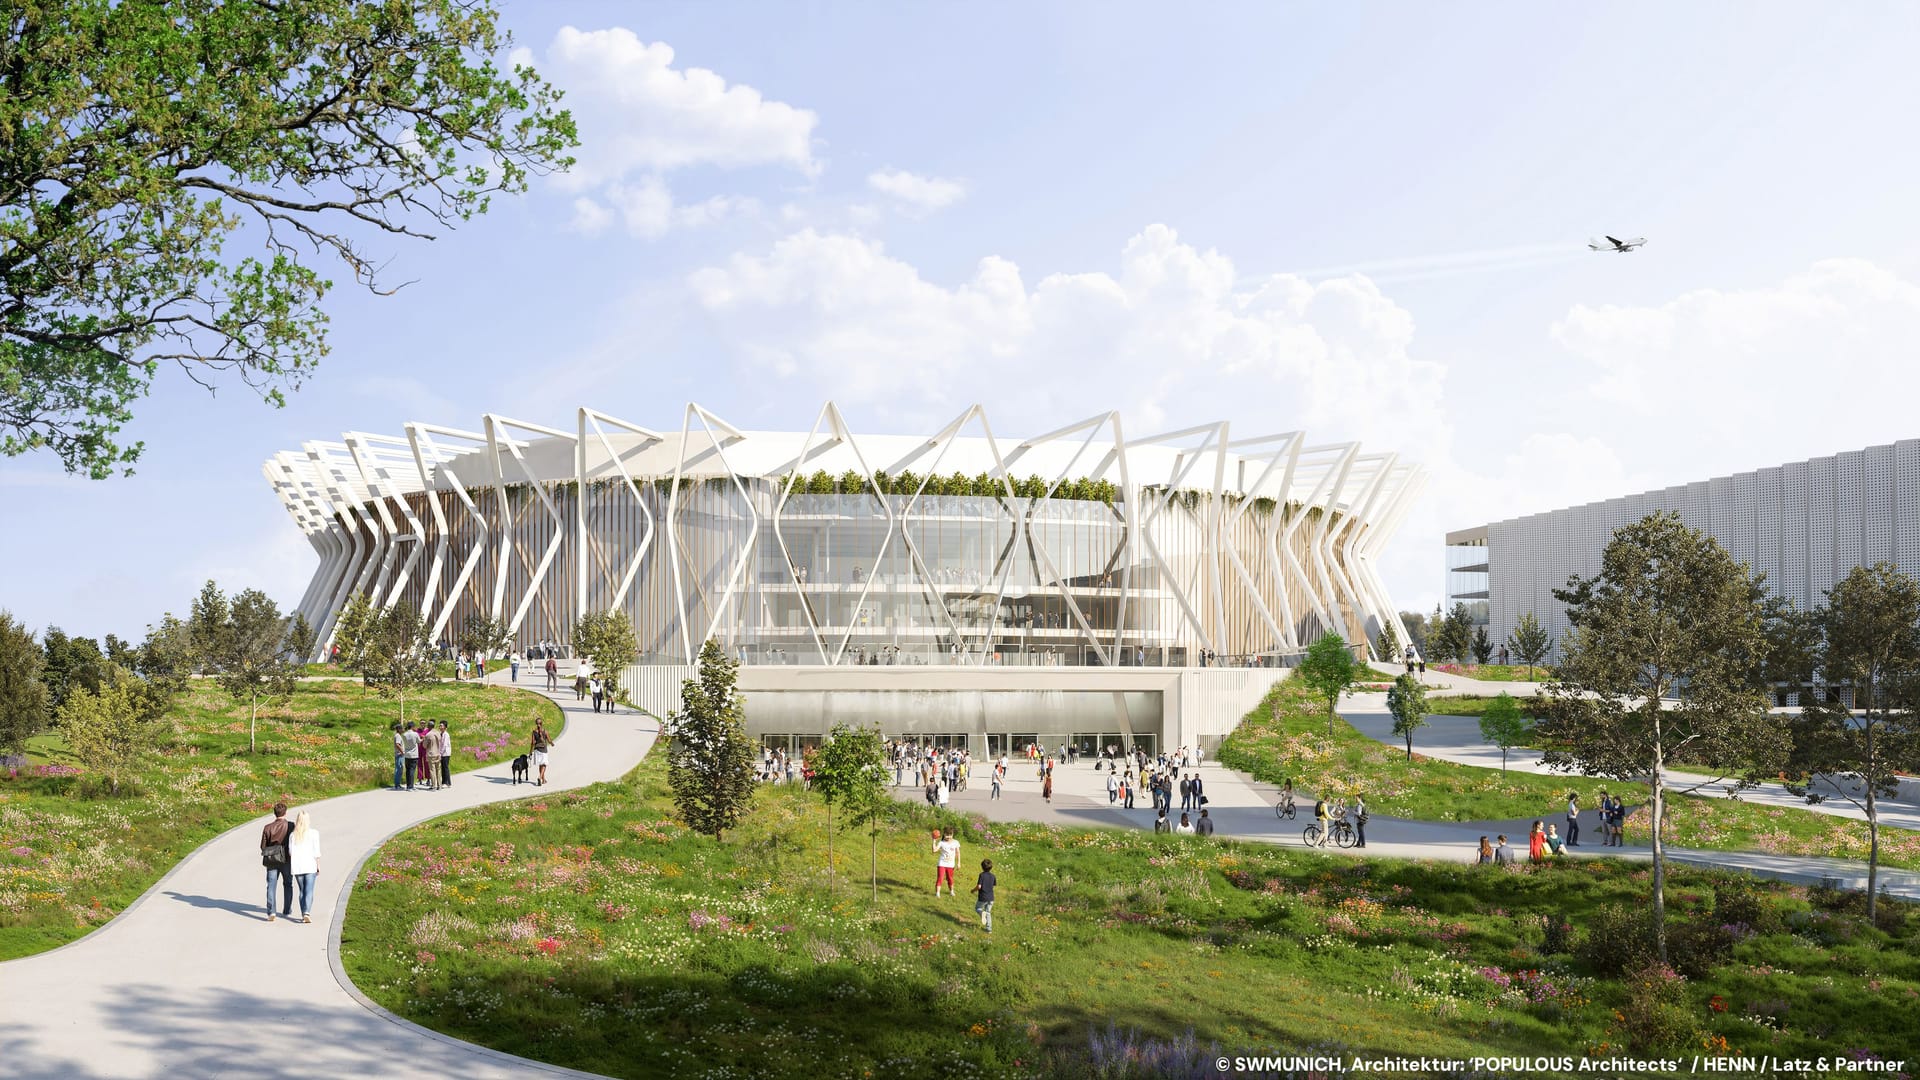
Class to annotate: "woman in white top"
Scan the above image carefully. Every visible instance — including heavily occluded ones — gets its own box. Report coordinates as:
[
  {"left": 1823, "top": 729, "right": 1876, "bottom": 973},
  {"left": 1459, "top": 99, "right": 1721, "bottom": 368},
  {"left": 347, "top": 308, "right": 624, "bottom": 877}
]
[
  {"left": 287, "top": 811, "right": 323, "bottom": 924},
  {"left": 1174, "top": 813, "right": 1196, "bottom": 835}
]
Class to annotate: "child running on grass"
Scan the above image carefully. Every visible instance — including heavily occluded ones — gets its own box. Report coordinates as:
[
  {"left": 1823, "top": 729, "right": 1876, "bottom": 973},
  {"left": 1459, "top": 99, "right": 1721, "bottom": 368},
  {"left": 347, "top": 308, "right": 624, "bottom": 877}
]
[
  {"left": 971, "top": 859, "right": 996, "bottom": 932},
  {"left": 934, "top": 830, "right": 961, "bottom": 897}
]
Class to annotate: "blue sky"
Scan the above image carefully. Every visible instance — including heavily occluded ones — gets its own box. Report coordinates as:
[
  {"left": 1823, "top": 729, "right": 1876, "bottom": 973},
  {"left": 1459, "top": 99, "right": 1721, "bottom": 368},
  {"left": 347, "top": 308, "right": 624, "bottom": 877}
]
[{"left": 7, "top": 2, "right": 1920, "bottom": 639}]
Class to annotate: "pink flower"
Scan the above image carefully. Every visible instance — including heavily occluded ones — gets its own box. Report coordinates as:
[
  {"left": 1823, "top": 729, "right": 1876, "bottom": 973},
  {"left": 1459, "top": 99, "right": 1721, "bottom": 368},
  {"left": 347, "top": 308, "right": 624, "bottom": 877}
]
[{"left": 536, "top": 937, "right": 562, "bottom": 955}]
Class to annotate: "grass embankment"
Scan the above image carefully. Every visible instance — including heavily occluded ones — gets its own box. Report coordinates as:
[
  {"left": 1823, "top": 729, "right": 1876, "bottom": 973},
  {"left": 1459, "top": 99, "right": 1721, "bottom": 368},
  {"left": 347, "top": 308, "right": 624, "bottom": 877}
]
[
  {"left": 0, "top": 680, "right": 559, "bottom": 959},
  {"left": 1223, "top": 683, "right": 1920, "bottom": 869},
  {"left": 1431, "top": 663, "right": 1549, "bottom": 682},
  {"left": 301, "top": 658, "right": 512, "bottom": 680},
  {"left": 341, "top": 754, "right": 1918, "bottom": 1077}
]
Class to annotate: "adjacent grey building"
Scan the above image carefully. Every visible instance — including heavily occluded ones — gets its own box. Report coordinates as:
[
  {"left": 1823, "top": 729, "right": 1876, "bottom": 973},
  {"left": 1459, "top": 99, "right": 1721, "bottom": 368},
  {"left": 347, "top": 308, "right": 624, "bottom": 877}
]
[{"left": 1448, "top": 439, "right": 1920, "bottom": 660}]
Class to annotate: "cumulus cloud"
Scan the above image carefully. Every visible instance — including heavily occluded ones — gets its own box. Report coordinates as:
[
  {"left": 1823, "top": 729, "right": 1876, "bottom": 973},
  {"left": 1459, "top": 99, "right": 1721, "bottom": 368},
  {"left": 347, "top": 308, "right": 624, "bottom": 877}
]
[
  {"left": 517, "top": 27, "right": 816, "bottom": 239},
  {"left": 866, "top": 168, "right": 967, "bottom": 210},
  {"left": 687, "top": 224, "right": 1446, "bottom": 452},
  {"left": 1553, "top": 258, "right": 1920, "bottom": 455},
  {"left": 528, "top": 27, "right": 819, "bottom": 187}
]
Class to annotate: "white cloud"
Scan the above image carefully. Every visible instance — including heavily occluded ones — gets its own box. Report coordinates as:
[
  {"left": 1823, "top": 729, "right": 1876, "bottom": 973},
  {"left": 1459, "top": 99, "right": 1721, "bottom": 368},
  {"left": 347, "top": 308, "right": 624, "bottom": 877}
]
[
  {"left": 1553, "top": 258, "right": 1920, "bottom": 453},
  {"left": 577, "top": 177, "right": 760, "bottom": 239},
  {"left": 866, "top": 168, "right": 967, "bottom": 211},
  {"left": 529, "top": 27, "right": 819, "bottom": 188}
]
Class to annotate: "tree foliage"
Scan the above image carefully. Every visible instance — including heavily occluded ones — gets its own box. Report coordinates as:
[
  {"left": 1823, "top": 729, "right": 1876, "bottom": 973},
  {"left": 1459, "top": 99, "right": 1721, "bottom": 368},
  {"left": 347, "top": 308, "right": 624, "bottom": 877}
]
[
  {"left": 1536, "top": 512, "right": 1783, "bottom": 961},
  {"left": 0, "top": 610, "right": 50, "bottom": 755},
  {"left": 1471, "top": 624, "right": 1494, "bottom": 665},
  {"left": 1386, "top": 674, "right": 1428, "bottom": 762},
  {"left": 193, "top": 581, "right": 309, "bottom": 752},
  {"left": 1477, "top": 691, "right": 1532, "bottom": 772},
  {"left": 1781, "top": 563, "right": 1920, "bottom": 917},
  {"left": 1398, "top": 610, "right": 1429, "bottom": 657},
  {"left": 1432, "top": 603, "right": 1475, "bottom": 664},
  {"left": 1507, "top": 611, "right": 1553, "bottom": 680},
  {"left": 457, "top": 612, "right": 513, "bottom": 683},
  {"left": 667, "top": 640, "right": 757, "bottom": 842},
  {"left": 1295, "top": 632, "right": 1358, "bottom": 736},
  {"left": 1375, "top": 619, "right": 1400, "bottom": 666},
  {"left": 1, "top": 0, "right": 578, "bottom": 477},
  {"left": 360, "top": 600, "right": 438, "bottom": 728},
  {"left": 39, "top": 627, "right": 106, "bottom": 710},
  {"left": 810, "top": 722, "right": 889, "bottom": 894},
  {"left": 572, "top": 609, "right": 639, "bottom": 707},
  {"left": 330, "top": 591, "right": 377, "bottom": 677},
  {"left": 58, "top": 666, "right": 169, "bottom": 796}
]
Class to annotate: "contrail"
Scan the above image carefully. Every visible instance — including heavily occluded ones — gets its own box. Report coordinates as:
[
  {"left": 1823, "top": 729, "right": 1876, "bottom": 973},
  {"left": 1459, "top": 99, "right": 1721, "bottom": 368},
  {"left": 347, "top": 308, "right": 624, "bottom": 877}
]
[{"left": 1245, "top": 242, "right": 1587, "bottom": 286}]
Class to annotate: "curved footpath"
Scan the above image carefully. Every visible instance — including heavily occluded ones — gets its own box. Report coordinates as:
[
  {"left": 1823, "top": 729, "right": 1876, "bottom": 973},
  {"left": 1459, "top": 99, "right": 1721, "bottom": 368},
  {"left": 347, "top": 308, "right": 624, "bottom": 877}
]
[{"left": 0, "top": 684, "right": 653, "bottom": 1080}]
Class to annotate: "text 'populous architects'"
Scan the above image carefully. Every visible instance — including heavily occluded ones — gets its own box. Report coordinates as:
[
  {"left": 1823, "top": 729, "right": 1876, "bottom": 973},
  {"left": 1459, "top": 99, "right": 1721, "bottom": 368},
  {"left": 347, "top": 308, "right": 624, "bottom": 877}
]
[{"left": 267, "top": 404, "right": 1423, "bottom": 669}]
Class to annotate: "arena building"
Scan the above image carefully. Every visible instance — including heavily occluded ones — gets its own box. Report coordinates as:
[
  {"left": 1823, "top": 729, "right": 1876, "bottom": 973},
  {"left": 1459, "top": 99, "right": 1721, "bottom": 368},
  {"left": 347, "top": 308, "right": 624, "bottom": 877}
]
[{"left": 267, "top": 403, "right": 1422, "bottom": 753}]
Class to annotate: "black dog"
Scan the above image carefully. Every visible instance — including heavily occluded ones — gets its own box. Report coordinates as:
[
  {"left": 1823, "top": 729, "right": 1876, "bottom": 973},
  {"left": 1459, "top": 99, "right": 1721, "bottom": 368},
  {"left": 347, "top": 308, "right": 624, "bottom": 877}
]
[{"left": 511, "top": 754, "right": 530, "bottom": 784}]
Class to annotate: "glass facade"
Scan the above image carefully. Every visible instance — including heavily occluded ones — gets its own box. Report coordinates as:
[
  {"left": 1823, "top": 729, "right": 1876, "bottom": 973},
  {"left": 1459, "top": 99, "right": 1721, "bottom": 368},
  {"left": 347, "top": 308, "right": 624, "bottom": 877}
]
[{"left": 1444, "top": 539, "right": 1490, "bottom": 626}]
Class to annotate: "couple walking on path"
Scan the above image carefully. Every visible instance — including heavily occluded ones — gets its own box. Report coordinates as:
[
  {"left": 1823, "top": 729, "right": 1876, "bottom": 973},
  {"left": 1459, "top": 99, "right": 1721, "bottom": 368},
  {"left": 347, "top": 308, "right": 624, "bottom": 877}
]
[{"left": 258, "top": 802, "right": 323, "bottom": 923}]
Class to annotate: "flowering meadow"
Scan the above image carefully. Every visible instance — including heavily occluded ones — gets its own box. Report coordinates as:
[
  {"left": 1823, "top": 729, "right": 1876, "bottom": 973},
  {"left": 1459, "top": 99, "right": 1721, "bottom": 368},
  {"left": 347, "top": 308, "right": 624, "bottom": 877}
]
[
  {"left": 340, "top": 756, "right": 1917, "bottom": 1079},
  {"left": 0, "top": 679, "right": 559, "bottom": 959}
]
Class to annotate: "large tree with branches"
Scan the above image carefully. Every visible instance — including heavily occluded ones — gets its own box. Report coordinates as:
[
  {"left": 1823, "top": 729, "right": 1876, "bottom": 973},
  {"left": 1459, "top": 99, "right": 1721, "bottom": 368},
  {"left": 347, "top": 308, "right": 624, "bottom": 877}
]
[{"left": 1, "top": 0, "right": 576, "bottom": 477}]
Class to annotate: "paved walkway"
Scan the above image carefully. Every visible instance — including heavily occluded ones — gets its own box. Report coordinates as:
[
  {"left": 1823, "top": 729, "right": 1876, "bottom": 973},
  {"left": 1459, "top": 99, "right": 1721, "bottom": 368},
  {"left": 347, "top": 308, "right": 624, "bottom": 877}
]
[
  {"left": 0, "top": 685, "right": 653, "bottom": 1080},
  {"left": 904, "top": 742, "right": 1920, "bottom": 899}
]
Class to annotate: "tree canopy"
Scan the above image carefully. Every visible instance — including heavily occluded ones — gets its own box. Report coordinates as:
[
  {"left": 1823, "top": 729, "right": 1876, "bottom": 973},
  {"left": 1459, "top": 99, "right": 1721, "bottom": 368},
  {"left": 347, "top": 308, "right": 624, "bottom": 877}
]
[
  {"left": 1295, "top": 632, "right": 1358, "bottom": 735},
  {"left": 194, "top": 582, "right": 310, "bottom": 752},
  {"left": 2, "top": 0, "right": 577, "bottom": 476},
  {"left": 668, "top": 640, "right": 757, "bottom": 842},
  {"left": 572, "top": 610, "right": 639, "bottom": 707},
  {"left": 1537, "top": 512, "right": 1783, "bottom": 961},
  {"left": 1386, "top": 674, "right": 1428, "bottom": 762},
  {"left": 1477, "top": 691, "right": 1532, "bottom": 772},
  {"left": 1506, "top": 611, "right": 1553, "bottom": 680},
  {"left": 0, "top": 610, "right": 50, "bottom": 755}
]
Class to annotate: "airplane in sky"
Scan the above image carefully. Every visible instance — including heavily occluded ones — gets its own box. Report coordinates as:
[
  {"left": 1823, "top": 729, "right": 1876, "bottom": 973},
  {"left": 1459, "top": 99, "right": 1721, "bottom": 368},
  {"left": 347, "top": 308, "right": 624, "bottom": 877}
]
[{"left": 1588, "top": 235, "right": 1647, "bottom": 253}]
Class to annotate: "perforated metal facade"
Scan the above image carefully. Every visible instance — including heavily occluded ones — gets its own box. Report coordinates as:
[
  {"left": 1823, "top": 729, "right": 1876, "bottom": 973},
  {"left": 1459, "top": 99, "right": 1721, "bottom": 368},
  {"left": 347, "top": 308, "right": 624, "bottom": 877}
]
[{"left": 1461, "top": 439, "right": 1920, "bottom": 660}]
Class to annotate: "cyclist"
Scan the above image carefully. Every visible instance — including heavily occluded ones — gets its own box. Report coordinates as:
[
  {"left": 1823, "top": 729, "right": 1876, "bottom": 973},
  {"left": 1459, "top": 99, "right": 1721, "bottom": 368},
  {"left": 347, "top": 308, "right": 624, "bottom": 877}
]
[{"left": 1278, "top": 781, "right": 1296, "bottom": 820}]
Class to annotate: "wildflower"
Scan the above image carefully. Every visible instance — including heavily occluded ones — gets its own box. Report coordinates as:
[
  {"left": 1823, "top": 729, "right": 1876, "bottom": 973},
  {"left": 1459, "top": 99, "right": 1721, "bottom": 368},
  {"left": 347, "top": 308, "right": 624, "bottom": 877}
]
[{"left": 536, "top": 937, "right": 562, "bottom": 955}]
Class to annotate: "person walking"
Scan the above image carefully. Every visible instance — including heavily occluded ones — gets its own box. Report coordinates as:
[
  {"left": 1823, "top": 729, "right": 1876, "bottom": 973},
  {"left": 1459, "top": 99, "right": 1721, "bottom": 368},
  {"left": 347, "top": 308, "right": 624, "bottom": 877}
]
[
  {"left": 1565, "top": 793, "right": 1581, "bottom": 847},
  {"left": 438, "top": 721, "right": 453, "bottom": 787},
  {"left": 1195, "top": 808, "right": 1216, "bottom": 836},
  {"left": 1106, "top": 768, "right": 1118, "bottom": 805},
  {"left": 1528, "top": 820, "right": 1546, "bottom": 863},
  {"left": 287, "top": 810, "right": 323, "bottom": 924},
  {"left": 509, "top": 652, "right": 520, "bottom": 683},
  {"left": 390, "top": 722, "right": 406, "bottom": 791},
  {"left": 1178, "top": 773, "right": 1192, "bottom": 813},
  {"left": 545, "top": 655, "right": 559, "bottom": 691},
  {"left": 400, "top": 722, "right": 420, "bottom": 790},
  {"left": 1041, "top": 769, "right": 1053, "bottom": 805},
  {"left": 1352, "top": 793, "right": 1369, "bottom": 848},
  {"left": 590, "top": 677, "right": 604, "bottom": 714},
  {"left": 1122, "top": 771, "right": 1135, "bottom": 810},
  {"left": 1190, "top": 772, "right": 1205, "bottom": 812},
  {"left": 933, "top": 830, "right": 961, "bottom": 897},
  {"left": 990, "top": 766, "right": 1003, "bottom": 800},
  {"left": 260, "top": 802, "right": 294, "bottom": 921},
  {"left": 1313, "top": 796, "right": 1330, "bottom": 847},
  {"left": 971, "top": 858, "right": 996, "bottom": 933},
  {"left": 530, "top": 721, "right": 551, "bottom": 786},
  {"left": 574, "top": 671, "right": 588, "bottom": 701}
]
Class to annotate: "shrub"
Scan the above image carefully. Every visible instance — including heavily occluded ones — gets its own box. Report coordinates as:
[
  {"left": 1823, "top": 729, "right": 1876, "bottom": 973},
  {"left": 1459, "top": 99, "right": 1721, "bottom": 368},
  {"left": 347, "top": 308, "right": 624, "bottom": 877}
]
[
  {"left": 1809, "top": 880, "right": 1911, "bottom": 934},
  {"left": 1540, "top": 912, "right": 1574, "bottom": 955},
  {"left": 1616, "top": 964, "right": 1698, "bottom": 1053},
  {"left": 1711, "top": 878, "right": 1780, "bottom": 936},
  {"left": 1576, "top": 903, "right": 1659, "bottom": 975},
  {"left": 1665, "top": 918, "right": 1734, "bottom": 979}
]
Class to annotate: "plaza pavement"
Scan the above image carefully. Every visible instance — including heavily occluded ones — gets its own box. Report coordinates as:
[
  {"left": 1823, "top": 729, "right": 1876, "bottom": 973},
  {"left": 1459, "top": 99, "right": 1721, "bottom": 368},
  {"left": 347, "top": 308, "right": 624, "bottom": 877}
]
[{"left": 0, "top": 681, "right": 649, "bottom": 1080}]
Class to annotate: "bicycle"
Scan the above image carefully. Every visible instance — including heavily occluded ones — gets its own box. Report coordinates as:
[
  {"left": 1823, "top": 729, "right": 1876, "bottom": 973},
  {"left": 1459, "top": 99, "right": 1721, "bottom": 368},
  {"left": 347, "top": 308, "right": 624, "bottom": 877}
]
[
  {"left": 1275, "top": 797, "right": 1297, "bottom": 820},
  {"left": 1302, "top": 815, "right": 1357, "bottom": 849}
]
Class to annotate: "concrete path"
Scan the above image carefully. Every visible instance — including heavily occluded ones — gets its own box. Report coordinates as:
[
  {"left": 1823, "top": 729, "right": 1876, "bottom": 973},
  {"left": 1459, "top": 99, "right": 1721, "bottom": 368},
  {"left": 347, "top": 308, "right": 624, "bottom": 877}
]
[
  {"left": 897, "top": 747, "right": 1920, "bottom": 899},
  {"left": 0, "top": 686, "right": 654, "bottom": 1080}
]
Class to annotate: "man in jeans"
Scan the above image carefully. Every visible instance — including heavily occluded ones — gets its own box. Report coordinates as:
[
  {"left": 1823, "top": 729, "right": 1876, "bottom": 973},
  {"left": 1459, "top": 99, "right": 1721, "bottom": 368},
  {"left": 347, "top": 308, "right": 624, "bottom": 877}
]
[
  {"left": 390, "top": 723, "right": 405, "bottom": 790},
  {"left": 260, "top": 802, "right": 294, "bottom": 921},
  {"left": 1565, "top": 793, "right": 1581, "bottom": 847},
  {"left": 400, "top": 723, "right": 420, "bottom": 790}
]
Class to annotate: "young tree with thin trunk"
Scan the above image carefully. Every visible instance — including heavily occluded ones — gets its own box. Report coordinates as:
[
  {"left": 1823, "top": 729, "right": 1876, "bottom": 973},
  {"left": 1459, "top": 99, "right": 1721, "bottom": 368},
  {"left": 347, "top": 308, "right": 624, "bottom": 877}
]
[
  {"left": 59, "top": 667, "right": 166, "bottom": 797},
  {"left": 363, "top": 601, "right": 439, "bottom": 731},
  {"left": 1471, "top": 625, "right": 1494, "bottom": 665},
  {"left": 458, "top": 612, "right": 513, "bottom": 684},
  {"left": 1477, "top": 692, "right": 1532, "bottom": 772},
  {"left": 668, "top": 640, "right": 757, "bottom": 841},
  {"left": 572, "top": 610, "right": 640, "bottom": 709},
  {"left": 1386, "top": 674, "right": 1428, "bottom": 761},
  {"left": 1376, "top": 620, "right": 1400, "bottom": 666},
  {"left": 1296, "top": 632, "right": 1358, "bottom": 737},
  {"left": 198, "top": 584, "right": 310, "bottom": 753},
  {"left": 0, "top": 611, "right": 51, "bottom": 756},
  {"left": 1507, "top": 612, "right": 1553, "bottom": 681},
  {"left": 1782, "top": 563, "right": 1920, "bottom": 919},
  {"left": 810, "top": 722, "right": 888, "bottom": 892},
  {"left": 330, "top": 592, "right": 377, "bottom": 689},
  {"left": 1537, "top": 512, "right": 1783, "bottom": 962}
]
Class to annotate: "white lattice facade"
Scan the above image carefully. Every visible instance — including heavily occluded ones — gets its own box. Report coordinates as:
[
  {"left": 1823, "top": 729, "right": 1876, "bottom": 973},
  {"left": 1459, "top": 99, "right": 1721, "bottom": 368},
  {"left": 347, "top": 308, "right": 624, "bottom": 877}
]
[
  {"left": 267, "top": 404, "right": 1422, "bottom": 666},
  {"left": 1453, "top": 438, "right": 1920, "bottom": 662}
]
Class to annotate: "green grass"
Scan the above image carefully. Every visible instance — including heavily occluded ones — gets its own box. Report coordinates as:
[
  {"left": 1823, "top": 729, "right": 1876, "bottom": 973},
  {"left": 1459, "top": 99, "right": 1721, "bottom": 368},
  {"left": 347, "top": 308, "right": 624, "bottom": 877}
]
[
  {"left": 1430, "top": 664, "right": 1550, "bottom": 682},
  {"left": 0, "top": 680, "right": 560, "bottom": 959},
  {"left": 339, "top": 753, "right": 1919, "bottom": 1077},
  {"left": 1220, "top": 682, "right": 1642, "bottom": 821},
  {"left": 301, "top": 658, "right": 512, "bottom": 680},
  {"left": 1221, "top": 682, "right": 1920, "bottom": 870}
]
